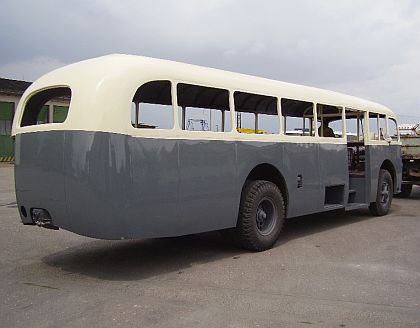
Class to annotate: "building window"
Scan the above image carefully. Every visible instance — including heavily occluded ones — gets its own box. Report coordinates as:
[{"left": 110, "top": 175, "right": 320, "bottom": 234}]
[
  {"left": 0, "top": 102, "right": 14, "bottom": 135},
  {"left": 53, "top": 106, "right": 69, "bottom": 123},
  {"left": 0, "top": 120, "right": 12, "bottom": 136}
]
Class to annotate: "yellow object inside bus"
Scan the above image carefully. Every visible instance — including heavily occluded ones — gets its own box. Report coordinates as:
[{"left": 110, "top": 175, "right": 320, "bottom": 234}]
[{"left": 237, "top": 128, "right": 267, "bottom": 134}]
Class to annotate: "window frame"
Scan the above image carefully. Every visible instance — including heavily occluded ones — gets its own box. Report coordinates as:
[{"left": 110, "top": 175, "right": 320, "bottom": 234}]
[
  {"left": 315, "top": 103, "right": 345, "bottom": 140},
  {"left": 280, "top": 98, "right": 316, "bottom": 139},
  {"left": 387, "top": 116, "right": 400, "bottom": 143},
  {"left": 131, "top": 80, "right": 175, "bottom": 130},
  {"left": 344, "top": 108, "right": 368, "bottom": 143},
  {"left": 20, "top": 86, "right": 71, "bottom": 127},
  {"left": 176, "top": 82, "right": 232, "bottom": 133},
  {"left": 368, "top": 111, "right": 388, "bottom": 143},
  {"left": 233, "top": 90, "right": 280, "bottom": 135},
  {"left": 127, "top": 80, "right": 394, "bottom": 146}
]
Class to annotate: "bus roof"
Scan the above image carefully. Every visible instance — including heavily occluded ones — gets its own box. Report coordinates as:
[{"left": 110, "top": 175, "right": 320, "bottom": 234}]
[
  {"left": 31, "top": 54, "right": 395, "bottom": 117},
  {"left": 14, "top": 54, "right": 396, "bottom": 136},
  {"left": 90, "top": 54, "right": 395, "bottom": 116}
]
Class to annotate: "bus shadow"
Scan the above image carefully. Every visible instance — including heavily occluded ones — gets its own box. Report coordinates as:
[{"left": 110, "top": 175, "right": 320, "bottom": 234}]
[
  {"left": 43, "top": 208, "right": 375, "bottom": 281},
  {"left": 43, "top": 232, "right": 240, "bottom": 281},
  {"left": 278, "top": 208, "right": 373, "bottom": 244}
]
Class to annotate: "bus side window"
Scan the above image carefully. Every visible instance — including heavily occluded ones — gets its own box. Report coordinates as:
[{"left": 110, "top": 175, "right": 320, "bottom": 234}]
[
  {"left": 345, "top": 109, "right": 364, "bottom": 142},
  {"left": 177, "top": 83, "right": 230, "bottom": 132},
  {"left": 369, "top": 112, "right": 386, "bottom": 141},
  {"left": 234, "top": 92, "right": 278, "bottom": 134},
  {"left": 379, "top": 114, "right": 387, "bottom": 140},
  {"left": 281, "top": 98, "right": 314, "bottom": 136},
  {"left": 389, "top": 118, "right": 399, "bottom": 140},
  {"left": 317, "top": 104, "right": 343, "bottom": 138},
  {"left": 132, "top": 80, "right": 173, "bottom": 129}
]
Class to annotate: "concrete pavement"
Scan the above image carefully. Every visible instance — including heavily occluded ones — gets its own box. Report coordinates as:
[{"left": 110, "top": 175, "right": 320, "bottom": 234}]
[{"left": 1, "top": 164, "right": 419, "bottom": 327}]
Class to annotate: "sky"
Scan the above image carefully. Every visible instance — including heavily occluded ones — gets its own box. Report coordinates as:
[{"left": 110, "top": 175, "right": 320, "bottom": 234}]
[{"left": 1, "top": 0, "right": 419, "bottom": 123}]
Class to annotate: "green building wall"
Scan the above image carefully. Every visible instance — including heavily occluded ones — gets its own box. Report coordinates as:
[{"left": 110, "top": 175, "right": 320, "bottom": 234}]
[{"left": 0, "top": 102, "right": 14, "bottom": 161}]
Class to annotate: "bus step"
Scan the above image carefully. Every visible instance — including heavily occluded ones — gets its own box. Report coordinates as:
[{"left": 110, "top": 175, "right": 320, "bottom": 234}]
[
  {"left": 324, "top": 204, "right": 344, "bottom": 211},
  {"left": 345, "top": 203, "right": 368, "bottom": 211},
  {"left": 348, "top": 189, "right": 356, "bottom": 194}
]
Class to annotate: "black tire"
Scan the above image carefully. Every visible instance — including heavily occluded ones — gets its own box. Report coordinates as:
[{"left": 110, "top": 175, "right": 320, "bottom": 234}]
[
  {"left": 396, "top": 184, "right": 412, "bottom": 198},
  {"left": 369, "top": 169, "right": 393, "bottom": 216},
  {"left": 234, "top": 180, "right": 285, "bottom": 251}
]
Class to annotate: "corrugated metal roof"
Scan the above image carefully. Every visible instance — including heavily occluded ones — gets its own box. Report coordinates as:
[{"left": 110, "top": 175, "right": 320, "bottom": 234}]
[{"left": 0, "top": 78, "right": 32, "bottom": 95}]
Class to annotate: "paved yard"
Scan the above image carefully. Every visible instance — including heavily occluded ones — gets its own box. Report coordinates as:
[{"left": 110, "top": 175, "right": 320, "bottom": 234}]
[{"left": 0, "top": 163, "right": 419, "bottom": 327}]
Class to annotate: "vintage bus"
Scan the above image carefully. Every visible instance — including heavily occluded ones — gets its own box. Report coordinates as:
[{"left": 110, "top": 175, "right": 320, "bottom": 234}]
[{"left": 12, "top": 55, "right": 402, "bottom": 251}]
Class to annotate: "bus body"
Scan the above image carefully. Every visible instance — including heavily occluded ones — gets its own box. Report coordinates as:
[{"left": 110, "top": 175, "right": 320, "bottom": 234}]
[{"left": 12, "top": 55, "right": 402, "bottom": 250}]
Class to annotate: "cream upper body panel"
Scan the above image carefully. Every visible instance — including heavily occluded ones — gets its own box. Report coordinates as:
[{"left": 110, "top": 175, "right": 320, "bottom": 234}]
[{"left": 12, "top": 54, "right": 398, "bottom": 140}]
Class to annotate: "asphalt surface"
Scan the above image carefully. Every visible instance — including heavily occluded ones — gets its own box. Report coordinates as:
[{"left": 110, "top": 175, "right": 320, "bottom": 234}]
[{"left": 0, "top": 163, "right": 419, "bottom": 328}]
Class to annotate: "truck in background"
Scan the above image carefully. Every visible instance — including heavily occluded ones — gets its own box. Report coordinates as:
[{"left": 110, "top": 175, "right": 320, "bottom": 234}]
[{"left": 398, "top": 124, "right": 420, "bottom": 197}]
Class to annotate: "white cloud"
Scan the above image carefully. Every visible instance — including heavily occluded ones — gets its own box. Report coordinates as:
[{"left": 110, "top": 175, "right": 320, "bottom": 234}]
[
  {"left": 0, "top": 57, "right": 67, "bottom": 81},
  {"left": 1, "top": 0, "right": 419, "bottom": 120},
  {"left": 323, "top": 46, "right": 420, "bottom": 122}
]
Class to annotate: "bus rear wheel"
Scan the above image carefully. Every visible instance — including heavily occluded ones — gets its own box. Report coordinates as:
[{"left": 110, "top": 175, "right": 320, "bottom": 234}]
[
  {"left": 369, "top": 169, "right": 393, "bottom": 216},
  {"left": 235, "top": 180, "right": 285, "bottom": 251}
]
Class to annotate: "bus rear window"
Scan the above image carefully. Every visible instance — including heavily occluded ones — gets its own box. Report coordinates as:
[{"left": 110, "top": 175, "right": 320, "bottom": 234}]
[{"left": 21, "top": 87, "right": 71, "bottom": 127}]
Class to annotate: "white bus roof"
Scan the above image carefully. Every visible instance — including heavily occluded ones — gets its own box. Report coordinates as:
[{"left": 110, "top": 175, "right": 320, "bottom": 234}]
[
  {"left": 13, "top": 54, "right": 397, "bottom": 137},
  {"left": 32, "top": 54, "right": 395, "bottom": 116}
]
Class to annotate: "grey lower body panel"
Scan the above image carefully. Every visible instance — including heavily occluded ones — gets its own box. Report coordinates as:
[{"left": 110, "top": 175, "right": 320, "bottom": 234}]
[
  {"left": 15, "top": 131, "right": 238, "bottom": 239},
  {"left": 367, "top": 145, "right": 402, "bottom": 200},
  {"left": 14, "top": 131, "right": 402, "bottom": 239}
]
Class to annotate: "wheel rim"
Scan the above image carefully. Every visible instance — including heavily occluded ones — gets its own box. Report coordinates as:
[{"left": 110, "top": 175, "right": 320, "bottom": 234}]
[
  {"left": 256, "top": 197, "right": 277, "bottom": 235},
  {"left": 380, "top": 180, "right": 390, "bottom": 205}
]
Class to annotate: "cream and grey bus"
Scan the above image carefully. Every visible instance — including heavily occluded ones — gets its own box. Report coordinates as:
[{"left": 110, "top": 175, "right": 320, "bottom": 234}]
[{"left": 12, "top": 55, "right": 402, "bottom": 251}]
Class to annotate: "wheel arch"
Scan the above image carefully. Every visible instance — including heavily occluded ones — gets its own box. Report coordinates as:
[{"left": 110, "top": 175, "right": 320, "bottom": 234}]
[
  {"left": 242, "top": 163, "right": 289, "bottom": 216},
  {"left": 380, "top": 159, "right": 397, "bottom": 192}
]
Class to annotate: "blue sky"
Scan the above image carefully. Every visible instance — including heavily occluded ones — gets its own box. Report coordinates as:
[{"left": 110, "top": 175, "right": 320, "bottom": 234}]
[{"left": 1, "top": 0, "right": 419, "bottom": 122}]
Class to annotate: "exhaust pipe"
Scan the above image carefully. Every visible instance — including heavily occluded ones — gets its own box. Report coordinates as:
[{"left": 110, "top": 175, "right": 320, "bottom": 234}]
[{"left": 31, "top": 209, "right": 59, "bottom": 230}]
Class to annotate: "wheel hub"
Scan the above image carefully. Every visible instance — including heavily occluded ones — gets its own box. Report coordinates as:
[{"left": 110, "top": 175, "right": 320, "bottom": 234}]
[
  {"left": 255, "top": 198, "right": 277, "bottom": 235},
  {"left": 380, "top": 181, "right": 390, "bottom": 204},
  {"left": 256, "top": 208, "right": 267, "bottom": 229}
]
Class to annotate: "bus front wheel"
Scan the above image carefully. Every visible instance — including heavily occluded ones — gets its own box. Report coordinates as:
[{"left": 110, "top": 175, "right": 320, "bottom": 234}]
[
  {"left": 235, "top": 180, "right": 285, "bottom": 251},
  {"left": 369, "top": 169, "right": 393, "bottom": 216}
]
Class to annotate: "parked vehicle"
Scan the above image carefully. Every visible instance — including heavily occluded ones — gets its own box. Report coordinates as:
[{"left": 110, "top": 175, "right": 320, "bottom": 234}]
[
  {"left": 12, "top": 55, "right": 402, "bottom": 251},
  {"left": 398, "top": 124, "right": 420, "bottom": 197}
]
